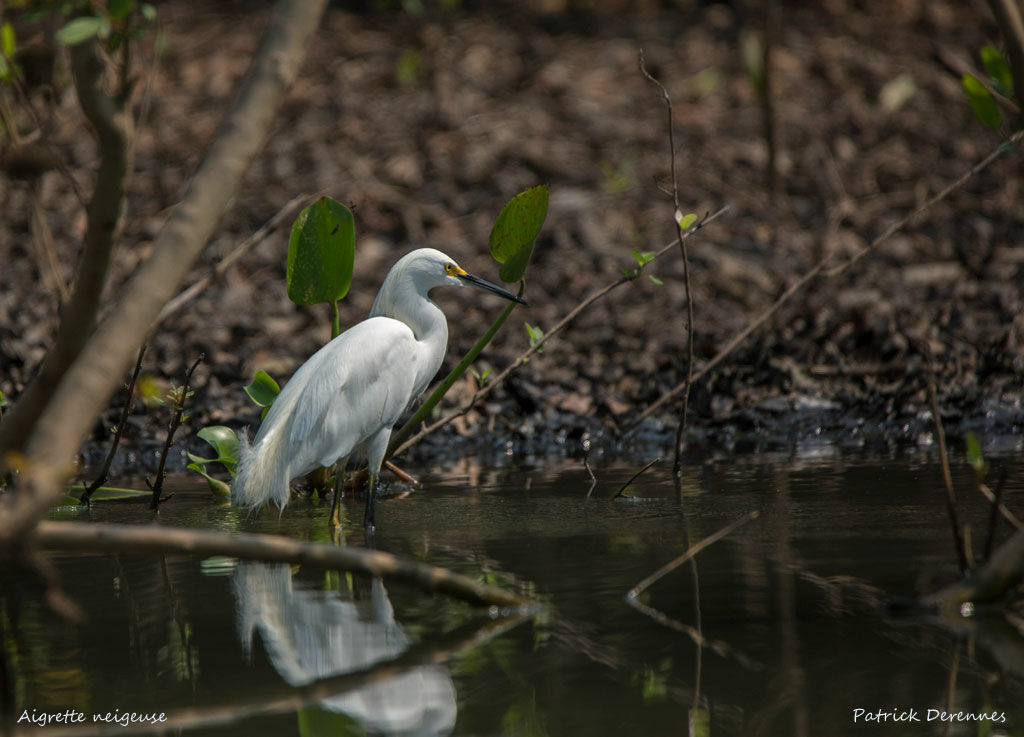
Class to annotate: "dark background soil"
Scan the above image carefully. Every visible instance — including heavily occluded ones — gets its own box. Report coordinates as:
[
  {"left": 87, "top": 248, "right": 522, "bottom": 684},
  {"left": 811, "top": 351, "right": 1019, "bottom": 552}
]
[{"left": 2, "top": 0, "right": 1022, "bottom": 474}]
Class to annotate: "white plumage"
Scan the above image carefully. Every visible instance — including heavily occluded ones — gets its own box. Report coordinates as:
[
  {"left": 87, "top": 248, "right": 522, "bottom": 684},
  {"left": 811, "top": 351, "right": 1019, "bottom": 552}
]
[{"left": 232, "top": 248, "right": 525, "bottom": 528}]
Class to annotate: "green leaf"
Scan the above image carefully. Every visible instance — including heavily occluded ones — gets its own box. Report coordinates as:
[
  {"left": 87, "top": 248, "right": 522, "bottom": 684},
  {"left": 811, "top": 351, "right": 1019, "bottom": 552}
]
[
  {"left": 1, "top": 22, "right": 15, "bottom": 58},
  {"left": 524, "top": 322, "right": 545, "bottom": 352},
  {"left": 244, "top": 370, "right": 280, "bottom": 410},
  {"left": 140, "top": 3, "right": 157, "bottom": 21},
  {"left": 395, "top": 47, "right": 420, "bottom": 86},
  {"left": 966, "top": 432, "right": 987, "bottom": 479},
  {"left": 287, "top": 197, "right": 355, "bottom": 306},
  {"left": 631, "top": 249, "right": 655, "bottom": 267},
  {"left": 489, "top": 185, "right": 549, "bottom": 283},
  {"left": 648, "top": 274, "right": 663, "bottom": 286},
  {"left": 56, "top": 16, "right": 110, "bottom": 46},
  {"left": 962, "top": 74, "right": 1001, "bottom": 129},
  {"left": 195, "top": 425, "right": 240, "bottom": 475},
  {"left": 675, "top": 211, "right": 697, "bottom": 231},
  {"left": 0, "top": 389, "right": 6, "bottom": 408},
  {"left": 109, "top": 0, "right": 134, "bottom": 21},
  {"left": 981, "top": 44, "right": 1013, "bottom": 96},
  {"left": 186, "top": 461, "right": 232, "bottom": 498}
]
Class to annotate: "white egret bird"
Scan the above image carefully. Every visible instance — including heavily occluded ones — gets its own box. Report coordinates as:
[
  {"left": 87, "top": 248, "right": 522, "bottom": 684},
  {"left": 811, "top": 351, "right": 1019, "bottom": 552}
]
[{"left": 232, "top": 248, "right": 526, "bottom": 528}]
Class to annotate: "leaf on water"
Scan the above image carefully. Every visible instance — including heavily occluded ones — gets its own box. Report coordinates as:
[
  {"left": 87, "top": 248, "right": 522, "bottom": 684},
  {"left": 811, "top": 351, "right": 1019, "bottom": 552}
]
[
  {"left": 962, "top": 74, "right": 1001, "bottom": 129},
  {"left": 56, "top": 16, "right": 110, "bottom": 46},
  {"left": 490, "top": 185, "right": 549, "bottom": 284},
  {"left": 981, "top": 44, "right": 1013, "bottom": 96},
  {"left": 186, "top": 461, "right": 232, "bottom": 497},
  {"left": 286, "top": 196, "right": 355, "bottom": 306}
]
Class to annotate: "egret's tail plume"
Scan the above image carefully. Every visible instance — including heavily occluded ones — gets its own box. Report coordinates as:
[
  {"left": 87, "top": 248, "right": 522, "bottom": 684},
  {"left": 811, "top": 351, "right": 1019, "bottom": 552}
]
[{"left": 232, "top": 428, "right": 291, "bottom": 510}]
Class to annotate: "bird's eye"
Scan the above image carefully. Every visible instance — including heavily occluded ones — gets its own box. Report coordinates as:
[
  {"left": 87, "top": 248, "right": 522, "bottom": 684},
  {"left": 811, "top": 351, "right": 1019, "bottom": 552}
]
[{"left": 445, "top": 263, "right": 456, "bottom": 276}]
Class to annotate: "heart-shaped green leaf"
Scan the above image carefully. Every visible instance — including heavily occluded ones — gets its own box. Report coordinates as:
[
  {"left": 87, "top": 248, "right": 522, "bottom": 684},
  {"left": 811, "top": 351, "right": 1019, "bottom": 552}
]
[
  {"left": 489, "top": 185, "right": 549, "bottom": 284},
  {"left": 287, "top": 196, "right": 355, "bottom": 306}
]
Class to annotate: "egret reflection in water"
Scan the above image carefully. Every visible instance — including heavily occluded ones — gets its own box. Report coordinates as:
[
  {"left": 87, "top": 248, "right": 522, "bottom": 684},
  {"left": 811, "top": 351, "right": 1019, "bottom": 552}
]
[{"left": 232, "top": 562, "right": 457, "bottom": 736}]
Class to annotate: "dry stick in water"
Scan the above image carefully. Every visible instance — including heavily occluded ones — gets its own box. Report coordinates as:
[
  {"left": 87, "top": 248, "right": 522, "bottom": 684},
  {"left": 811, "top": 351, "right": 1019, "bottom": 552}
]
[
  {"left": 613, "top": 457, "right": 661, "bottom": 499},
  {"left": 631, "top": 128, "right": 1024, "bottom": 429},
  {"left": 925, "top": 355, "right": 969, "bottom": 574},
  {"left": 148, "top": 354, "right": 204, "bottom": 510},
  {"left": 983, "top": 467, "right": 1010, "bottom": 561},
  {"left": 30, "top": 521, "right": 527, "bottom": 608},
  {"left": 82, "top": 343, "right": 148, "bottom": 505},
  {"left": 624, "top": 510, "right": 761, "bottom": 671},
  {"left": 628, "top": 510, "right": 760, "bottom": 600},
  {"left": 389, "top": 207, "right": 730, "bottom": 460},
  {"left": 638, "top": 51, "right": 697, "bottom": 475}
]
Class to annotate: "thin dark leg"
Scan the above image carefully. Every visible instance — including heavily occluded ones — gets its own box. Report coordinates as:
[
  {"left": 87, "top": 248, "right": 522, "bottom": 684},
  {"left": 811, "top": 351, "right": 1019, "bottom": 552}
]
[
  {"left": 363, "top": 472, "right": 377, "bottom": 530},
  {"left": 330, "top": 468, "right": 344, "bottom": 527}
]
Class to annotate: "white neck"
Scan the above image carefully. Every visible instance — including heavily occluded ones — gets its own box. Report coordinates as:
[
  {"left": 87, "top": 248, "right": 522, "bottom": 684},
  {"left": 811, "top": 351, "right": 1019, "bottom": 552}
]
[{"left": 370, "top": 268, "right": 449, "bottom": 397}]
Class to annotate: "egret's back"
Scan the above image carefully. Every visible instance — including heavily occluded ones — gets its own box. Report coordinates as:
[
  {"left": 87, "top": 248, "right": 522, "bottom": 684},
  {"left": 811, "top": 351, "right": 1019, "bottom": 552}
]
[{"left": 232, "top": 318, "right": 420, "bottom": 509}]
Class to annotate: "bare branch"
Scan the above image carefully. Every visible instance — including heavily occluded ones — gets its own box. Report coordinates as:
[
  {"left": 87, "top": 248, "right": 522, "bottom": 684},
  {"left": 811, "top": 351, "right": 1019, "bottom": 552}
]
[
  {"left": 30, "top": 521, "right": 528, "bottom": 608},
  {"left": 630, "top": 128, "right": 1024, "bottom": 429},
  {"left": 157, "top": 190, "right": 319, "bottom": 324},
  {"left": 82, "top": 343, "right": 147, "bottom": 505},
  {"left": 0, "top": 0, "right": 329, "bottom": 546},
  {"left": 388, "top": 207, "right": 730, "bottom": 459},
  {"left": 0, "top": 39, "right": 133, "bottom": 456}
]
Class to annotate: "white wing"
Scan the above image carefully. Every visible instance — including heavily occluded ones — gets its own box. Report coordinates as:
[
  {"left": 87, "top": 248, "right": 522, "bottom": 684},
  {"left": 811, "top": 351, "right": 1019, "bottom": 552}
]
[{"left": 255, "top": 317, "right": 420, "bottom": 477}]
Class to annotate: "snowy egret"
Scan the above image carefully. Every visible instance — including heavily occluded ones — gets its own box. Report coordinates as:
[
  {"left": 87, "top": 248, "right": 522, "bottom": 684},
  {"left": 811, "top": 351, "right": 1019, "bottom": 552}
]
[{"left": 232, "top": 248, "right": 526, "bottom": 528}]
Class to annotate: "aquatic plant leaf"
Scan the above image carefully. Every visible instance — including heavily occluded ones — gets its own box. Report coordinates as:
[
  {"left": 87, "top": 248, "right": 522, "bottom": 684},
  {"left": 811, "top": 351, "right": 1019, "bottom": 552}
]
[
  {"left": 287, "top": 196, "right": 355, "bottom": 306},
  {"left": 490, "top": 185, "right": 549, "bottom": 283},
  {"left": 196, "top": 425, "right": 240, "bottom": 474},
  {"left": 245, "top": 370, "right": 280, "bottom": 409}
]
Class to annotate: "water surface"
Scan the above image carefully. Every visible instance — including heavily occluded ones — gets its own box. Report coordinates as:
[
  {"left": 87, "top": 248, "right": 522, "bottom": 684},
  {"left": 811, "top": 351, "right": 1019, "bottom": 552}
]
[{"left": 6, "top": 456, "right": 1024, "bottom": 736}]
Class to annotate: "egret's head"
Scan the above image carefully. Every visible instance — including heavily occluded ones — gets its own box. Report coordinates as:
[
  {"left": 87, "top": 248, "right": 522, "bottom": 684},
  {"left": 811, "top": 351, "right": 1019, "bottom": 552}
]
[{"left": 402, "top": 248, "right": 528, "bottom": 305}]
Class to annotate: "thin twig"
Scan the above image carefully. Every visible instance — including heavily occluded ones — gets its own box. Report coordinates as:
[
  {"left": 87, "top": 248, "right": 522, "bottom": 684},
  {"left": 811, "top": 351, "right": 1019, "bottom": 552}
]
[
  {"left": 30, "top": 520, "right": 528, "bottom": 608},
  {"left": 389, "top": 206, "right": 730, "bottom": 460},
  {"left": 628, "top": 510, "right": 759, "bottom": 599},
  {"left": 157, "top": 191, "right": 318, "bottom": 324},
  {"left": 983, "top": 466, "right": 1010, "bottom": 561},
  {"left": 83, "top": 343, "right": 147, "bottom": 505},
  {"left": 584, "top": 448, "right": 597, "bottom": 498},
  {"left": 638, "top": 51, "right": 698, "bottom": 475},
  {"left": 631, "top": 128, "right": 1024, "bottom": 429},
  {"left": 613, "top": 457, "right": 660, "bottom": 498},
  {"left": 925, "top": 353, "right": 968, "bottom": 574},
  {"left": 148, "top": 354, "right": 203, "bottom": 510}
]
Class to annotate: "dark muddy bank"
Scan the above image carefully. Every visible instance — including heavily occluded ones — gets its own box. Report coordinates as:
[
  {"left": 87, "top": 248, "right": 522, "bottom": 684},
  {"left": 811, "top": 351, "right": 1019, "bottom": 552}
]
[{"left": 2, "top": 1, "right": 1022, "bottom": 477}]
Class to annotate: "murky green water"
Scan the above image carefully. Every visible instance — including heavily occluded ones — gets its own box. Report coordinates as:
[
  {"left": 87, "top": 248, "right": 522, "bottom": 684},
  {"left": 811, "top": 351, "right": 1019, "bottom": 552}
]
[{"left": 6, "top": 456, "right": 1024, "bottom": 736}]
